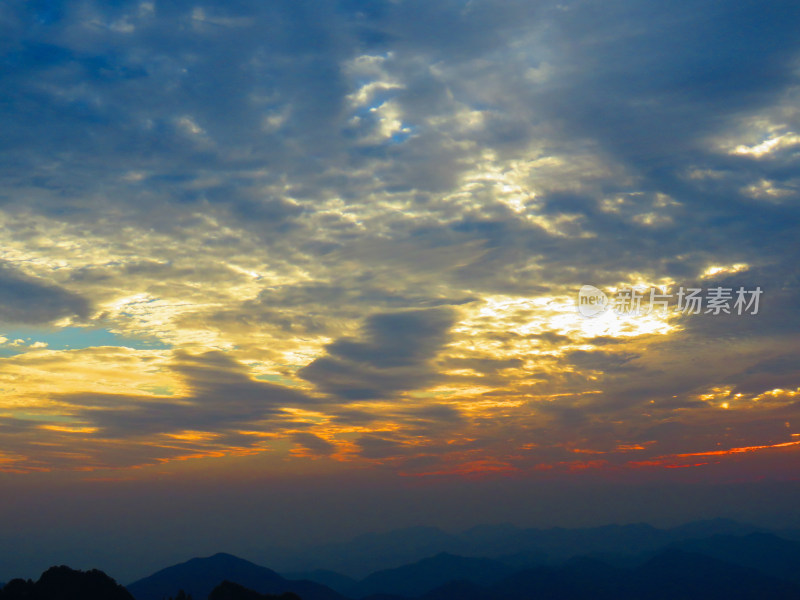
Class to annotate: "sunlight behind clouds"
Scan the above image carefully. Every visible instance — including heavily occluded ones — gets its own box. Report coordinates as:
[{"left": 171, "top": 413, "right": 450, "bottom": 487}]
[{"left": 0, "top": 0, "right": 798, "bottom": 480}]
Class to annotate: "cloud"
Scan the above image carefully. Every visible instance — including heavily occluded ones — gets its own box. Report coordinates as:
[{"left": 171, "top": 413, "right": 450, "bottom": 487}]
[
  {"left": 0, "top": 0, "right": 799, "bottom": 478},
  {"left": 356, "top": 434, "right": 406, "bottom": 460},
  {"left": 300, "top": 308, "right": 456, "bottom": 400},
  {"left": 0, "top": 262, "right": 89, "bottom": 324},
  {"left": 59, "top": 350, "right": 317, "bottom": 439},
  {"left": 565, "top": 349, "right": 640, "bottom": 374},
  {"left": 292, "top": 432, "right": 336, "bottom": 457}
]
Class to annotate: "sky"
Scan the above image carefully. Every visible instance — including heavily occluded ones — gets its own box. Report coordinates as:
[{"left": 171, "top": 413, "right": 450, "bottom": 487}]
[{"left": 1, "top": 0, "right": 800, "bottom": 583}]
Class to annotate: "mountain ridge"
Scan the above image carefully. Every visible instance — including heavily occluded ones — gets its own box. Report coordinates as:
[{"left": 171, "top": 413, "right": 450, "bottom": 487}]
[
  {"left": 4, "top": 527, "right": 800, "bottom": 600},
  {"left": 263, "top": 517, "right": 769, "bottom": 577},
  {"left": 127, "top": 553, "right": 345, "bottom": 600}
]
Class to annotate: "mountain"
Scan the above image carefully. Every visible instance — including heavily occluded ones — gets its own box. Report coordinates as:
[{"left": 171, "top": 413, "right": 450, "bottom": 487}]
[
  {"left": 127, "top": 520, "right": 799, "bottom": 600},
  {"left": 279, "top": 571, "right": 359, "bottom": 598},
  {"left": 419, "top": 579, "right": 489, "bottom": 600},
  {"left": 357, "top": 552, "right": 514, "bottom": 598},
  {"left": 264, "top": 519, "right": 769, "bottom": 576},
  {"left": 483, "top": 519, "right": 767, "bottom": 563},
  {"left": 499, "top": 523, "right": 666, "bottom": 561},
  {"left": 666, "top": 517, "right": 768, "bottom": 539},
  {"left": 629, "top": 549, "right": 800, "bottom": 600},
  {"left": 779, "top": 527, "right": 800, "bottom": 541},
  {"left": 486, "top": 557, "right": 624, "bottom": 600},
  {"left": 208, "top": 581, "right": 300, "bottom": 600},
  {"left": 278, "top": 528, "right": 800, "bottom": 599},
  {"left": 127, "top": 553, "right": 346, "bottom": 600},
  {"left": 672, "top": 532, "right": 800, "bottom": 585},
  {"left": 268, "top": 526, "right": 463, "bottom": 578},
  {"left": 0, "top": 566, "right": 134, "bottom": 600},
  {"left": 419, "top": 550, "right": 800, "bottom": 600}
]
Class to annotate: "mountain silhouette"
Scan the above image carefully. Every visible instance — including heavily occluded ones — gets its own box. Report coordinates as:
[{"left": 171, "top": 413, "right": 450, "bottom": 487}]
[
  {"left": 263, "top": 519, "right": 768, "bottom": 576},
  {"left": 416, "top": 549, "right": 800, "bottom": 600},
  {"left": 0, "top": 565, "right": 134, "bottom": 600},
  {"left": 271, "top": 527, "right": 463, "bottom": 578},
  {"left": 418, "top": 579, "right": 489, "bottom": 600},
  {"left": 4, "top": 528, "right": 798, "bottom": 600},
  {"left": 666, "top": 517, "right": 767, "bottom": 538},
  {"left": 208, "top": 581, "right": 300, "bottom": 600},
  {"left": 127, "top": 553, "right": 345, "bottom": 600},
  {"left": 629, "top": 549, "right": 800, "bottom": 600},
  {"left": 482, "top": 519, "right": 767, "bottom": 564},
  {"left": 279, "top": 571, "right": 359, "bottom": 598},
  {"left": 356, "top": 552, "right": 514, "bottom": 598},
  {"left": 671, "top": 532, "right": 800, "bottom": 585}
]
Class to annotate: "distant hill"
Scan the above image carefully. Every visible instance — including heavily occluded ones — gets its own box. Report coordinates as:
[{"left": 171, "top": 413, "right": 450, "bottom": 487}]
[
  {"left": 779, "top": 527, "right": 800, "bottom": 542},
  {"left": 127, "top": 553, "right": 346, "bottom": 600},
  {"left": 419, "top": 550, "right": 800, "bottom": 600},
  {"left": 7, "top": 529, "right": 800, "bottom": 600},
  {"left": 265, "top": 518, "right": 768, "bottom": 576},
  {"left": 280, "top": 570, "right": 359, "bottom": 597},
  {"left": 462, "top": 518, "right": 768, "bottom": 563},
  {"left": 0, "top": 565, "right": 134, "bottom": 600},
  {"left": 268, "top": 526, "right": 463, "bottom": 578},
  {"left": 630, "top": 549, "right": 800, "bottom": 600},
  {"left": 273, "top": 524, "right": 800, "bottom": 598},
  {"left": 667, "top": 517, "right": 769, "bottom": 539},
  {"left": 418, "top": 579, "right": 489, "bottom": 600},
  {"left": 357, "top": 552, "right": 514, "bottom": 598},
  {"left": 123, "top": 520, "right": 800, "bottom": 600},
  {"left": 208, "top": 581, "right": 300, "bottom": 600},
  {"left": 671, "top": 532, "right": 800, "bottom": 585}
]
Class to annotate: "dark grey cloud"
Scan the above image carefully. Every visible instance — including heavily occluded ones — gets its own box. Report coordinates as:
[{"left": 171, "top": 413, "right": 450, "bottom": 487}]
[
  {"left": 1, "top": 0, "right": 797, "bottom": 300},
  {"left": 292, "top": 432, "right": 336, "bottom": 457},
  {"left": 566, "top": 350, "right": 640, "bottom": 374},
  {"left": 59, "top": 351, "right": 316, "bottom": 438},
  {"left": 732, "top": 355, "right": 800, "bottom": 395},
  {"left": 356, "top": 434, "right": 405, "bottom": 460},
  {"left": 0, "top": 262, "right": 89, "bottom": 323},
  {"left": 0, "top": 416, "right": 37, "bottom": 435},
  {"left": 328, "top": 310, "right": 454, "bottom": 368},
  {"left": 222, "top": 281, "right": 474, "bottom": 337},
  {"left": 300, "top": 308, "right": 455, "bottom": 400}
]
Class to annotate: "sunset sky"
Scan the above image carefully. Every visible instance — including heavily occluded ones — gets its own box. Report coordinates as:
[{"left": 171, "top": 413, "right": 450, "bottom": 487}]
[{"left": 1, "top": 0, "right": 800, "bottom": 582}]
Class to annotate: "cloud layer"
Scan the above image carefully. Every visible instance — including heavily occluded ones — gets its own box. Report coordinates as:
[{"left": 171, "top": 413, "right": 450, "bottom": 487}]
[{"left": 0, "top": 0, "right": 799, "bottom": 479}]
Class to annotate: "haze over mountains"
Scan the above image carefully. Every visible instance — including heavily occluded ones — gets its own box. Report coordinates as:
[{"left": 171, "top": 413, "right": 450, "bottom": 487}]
[
  {"left": 5, "top": 519, "right": 800, "bottom": 600},
  {"left": 258, "top": 517, "right": 790, "bottom": 577}
]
